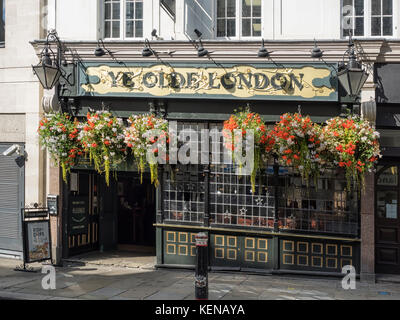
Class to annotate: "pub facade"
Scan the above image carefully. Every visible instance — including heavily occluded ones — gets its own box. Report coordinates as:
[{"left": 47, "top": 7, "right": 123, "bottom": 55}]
[
  {"left": 34, "top": 40, "right": 369, "bottom": 277},
  {"left": 29, "top": 0, "right": 400, "bottom": 281}
]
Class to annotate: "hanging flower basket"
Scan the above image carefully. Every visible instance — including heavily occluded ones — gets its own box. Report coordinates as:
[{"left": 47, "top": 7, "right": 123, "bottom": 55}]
[
  {"left": 223, "top": 108, "right": 275, "bottom": 193},
  {"left": 78, "top": 111, "right": 127, "bottom": 186},
  {"left": 38, "top": 112, "right": 83, "bottom": 183},
  {"left": 124, "top": 113, "right": 169, "bottom": 187},
  {"left": 272, "top": 113, "right": 326, "bottom": 183},
  {"left": 322, "top": 115, "right": 381, "bottom": 191}
]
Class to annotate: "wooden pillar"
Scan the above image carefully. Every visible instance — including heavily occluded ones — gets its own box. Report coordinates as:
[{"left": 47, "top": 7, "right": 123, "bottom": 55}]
[
  {"left": 360, "top": 172, "right": 375, "bottom": 283},
  {"left": 48, "top": 159, "right": 63, "bottom": 265}
]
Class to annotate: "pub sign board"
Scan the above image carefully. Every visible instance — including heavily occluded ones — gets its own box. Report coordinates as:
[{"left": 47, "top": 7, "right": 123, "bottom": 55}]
[
  {"left": 69, "top": 196, "right": 89, "bottom": 235},
  {"left": 24, "top": 220, "right": 51, "bottom": 263},
  {"left": 78, "top": 62, "right": 338, "bottom": 101}
]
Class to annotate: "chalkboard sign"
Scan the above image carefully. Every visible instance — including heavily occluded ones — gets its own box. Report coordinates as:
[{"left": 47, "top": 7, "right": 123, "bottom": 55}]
[
  {"left": 24, "top": 220, "right": 51, "bottom": 263},
  {"left": 69, "top": 196, "right": 89, "bottom": 235}
]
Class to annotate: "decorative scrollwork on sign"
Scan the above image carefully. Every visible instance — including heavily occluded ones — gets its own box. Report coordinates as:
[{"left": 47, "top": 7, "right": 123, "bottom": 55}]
[{"left": 80, "top": 63, "right": 338, "bottom": 101}]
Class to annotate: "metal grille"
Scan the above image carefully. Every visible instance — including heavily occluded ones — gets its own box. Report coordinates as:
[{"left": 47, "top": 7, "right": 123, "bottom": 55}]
[
  {"left": 163, "top": 123, "right": 206, "bottom": 223},
  {"left": 209, "top": 123, "right": 275, "bottom": 228},
  {"left": 277, "top": 167, "right": 359, "bottom": 235},
  {"left": 160, "top": 122, "right": 359, "bottom": 236}
]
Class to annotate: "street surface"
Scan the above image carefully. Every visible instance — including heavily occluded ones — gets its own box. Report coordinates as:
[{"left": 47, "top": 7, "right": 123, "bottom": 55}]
[{"left": 0, "top": 254, "right": 399, "bottom": 300}]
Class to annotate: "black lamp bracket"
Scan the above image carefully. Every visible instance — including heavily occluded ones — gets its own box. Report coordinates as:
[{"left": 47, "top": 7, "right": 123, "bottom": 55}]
[{"left": 41, "top": 30, "right": 75, "bottom": 87}]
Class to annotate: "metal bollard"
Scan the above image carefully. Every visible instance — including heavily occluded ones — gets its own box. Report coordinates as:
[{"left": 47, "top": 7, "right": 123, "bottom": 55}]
[{"left": 195, "top": 232, "right": 208, "bottom": 300}]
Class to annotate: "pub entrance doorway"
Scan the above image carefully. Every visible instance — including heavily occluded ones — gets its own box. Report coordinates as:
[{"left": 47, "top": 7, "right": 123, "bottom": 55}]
[
  {"left": 65, "top": 171, "right": 156, "bottom": 257},
  {"left": 116, "top": 173, "right": 156, "bottom": 252}
]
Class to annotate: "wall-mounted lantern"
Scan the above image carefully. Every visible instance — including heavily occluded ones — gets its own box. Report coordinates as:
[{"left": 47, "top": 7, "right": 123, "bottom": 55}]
[{"left": 32, "top": 30, "right": 63, "bottom": 90}]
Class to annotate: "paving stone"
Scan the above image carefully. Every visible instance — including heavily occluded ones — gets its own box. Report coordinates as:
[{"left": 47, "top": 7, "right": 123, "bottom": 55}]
[
  {"left": 88, "top": 286, "right": 127, "bottom": 298},
  {"left": 145, "top": 289, "right": 192, "bottom": 300},
  {"left": 118, "top": 287, "right": 160, "bottom": 299}
]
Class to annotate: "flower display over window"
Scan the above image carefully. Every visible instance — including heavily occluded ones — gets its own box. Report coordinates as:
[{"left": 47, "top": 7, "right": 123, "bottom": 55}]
[
  {"left": 272, "top": 113, "right": 327, "bottom": 183},
  {"left": 124, "top": 113, "right": 169, "bottom": 187},
  {"left": 78, "top": 111, "right": 127, "bottom": 186},
  {"left": 322, "top": 115, "right": 382, "bottom": 190},
  {"left": 38, "top": 112, "right": 83, "bottom": 183},
  {"left": 223, "top": 108, "right": 275, "bottom": 193}
]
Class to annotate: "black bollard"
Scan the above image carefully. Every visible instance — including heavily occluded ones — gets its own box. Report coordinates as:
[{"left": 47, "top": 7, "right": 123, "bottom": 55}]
[{"left": 195, "top": 232, "right": 208, "bottom": 300}]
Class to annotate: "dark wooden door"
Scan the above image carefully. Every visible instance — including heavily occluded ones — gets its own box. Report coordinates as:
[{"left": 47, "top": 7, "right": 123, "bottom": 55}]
[
  {"left": 376, "top": 165, "right": 400, "bottom": 274},
  {"left": 98, "top": 177, "right": 118, "bottom": 251},
  {"left": 67, "top": 172, "right": 99, "bottom": 256}
]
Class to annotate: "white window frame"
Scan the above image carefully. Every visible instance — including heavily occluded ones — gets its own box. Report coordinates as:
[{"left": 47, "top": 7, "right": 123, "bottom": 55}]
[
  {"left": 102, "top": 0, "right": 144, "bottom": 40},
  {"left": 341, "top": 0, "right": 398, "bottom": 39},
  {"left": 215, "top": 0, "right": 263, "bottom": 40}
]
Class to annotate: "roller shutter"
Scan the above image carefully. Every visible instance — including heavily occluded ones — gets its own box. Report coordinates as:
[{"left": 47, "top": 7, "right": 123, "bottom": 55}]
[{"left": 0, "top": 144, "right": 24, "bottom": 254}]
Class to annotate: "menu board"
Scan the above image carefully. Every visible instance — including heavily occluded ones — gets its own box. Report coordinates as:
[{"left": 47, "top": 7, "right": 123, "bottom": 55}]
[
  {"left": 25, "top": 221, "right": 51, "bottom": 263},
  {"left": 69, "top": 196, "right": 88, "bottom": 235}
]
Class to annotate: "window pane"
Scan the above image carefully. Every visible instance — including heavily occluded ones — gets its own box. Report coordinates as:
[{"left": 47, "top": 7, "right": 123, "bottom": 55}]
[
  {"left": 371, "top": 0, "right": 381, "bottom": 15},
  {"left": 135, "top": 20, "right": 143, "bottom": 38},
  {"left": 253, "top": 0, "right": 261, "bottom": 17},
  {"left": 355, "top": 17, "right": 364, "bottom": 35},
  {"left": 217, "top": 0, "right": 225, "bottom": 17},
  {"left": 105, "top": 3, "right": 111, "bottom": 20},
  {"left": 343, "top": 0, "right": 352, "bottom": 7},
  {"left": 105, "top": 21, "right": 111, "bottom": 38},
  {"left": 126, "top": 2, "right": 134, "bottom": 19},
  {"left": 383, "top": 16, "right": 392, "bottom": 35},
  {"left": 371, "top": 16, "right": 381, "bottom": 35},
  {"left": 126, "top": 20, "right": 134, "bottom": 38},
  {"left": 253, "top": 18, "right": 261, "bottom": 36},
  {"left": 227, "top": 18, "right": 235, "bottom": 37},
  {"left": 112, "top": 20, "right": 120, "bottom": 38},
  {"left": 242, "top": 0, "right": 251, "bottom": 17},
  {"left": 227, "top": 0, "right": 236, "bottom": 17},
  {"left": 377, "top": 166, "right": 398, "bottom": 186},
  {"left": 355, "top": 0, "right": 364, "bottom": 15},
  {"left": 112, "top": 3, "right": 120, "bottom": 19},
  {"left": 377, "top": 190, "right": 398, "bottom": 219},
  {"left": 217, "top": 19, "right": 225, "bottom": 36},
  {"left": 383, "top": 0, "right": 392, "bottom": 15},
  {"left": 135, "top": 1, "right": 143, "bottom": 19},
  {"left": 242, "top": 18, "right": 251, "bottom": 37}
]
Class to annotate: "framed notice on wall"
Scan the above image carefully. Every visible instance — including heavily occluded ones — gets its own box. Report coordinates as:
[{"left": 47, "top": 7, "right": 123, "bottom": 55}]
[
  {"left": 24, "top": 220, "right": 51, "bottom": 263},
  {"left": 69, "top": 196, "right": 89, "bottom": 235}
]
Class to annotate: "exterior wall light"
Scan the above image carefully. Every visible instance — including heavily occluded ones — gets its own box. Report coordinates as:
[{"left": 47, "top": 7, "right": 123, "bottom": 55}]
[
  {"left": 94, "top": 39, "right": 114, "bottom": 57},
  {"left": 142, "top": 39, "right": 154, "bottom": 57},
  {"left": 194, "top": 29, "right": 209, "bottom": 57},
  {"left": 32, "top": 30, "right": 63, "bottom": 90},
  {"left": 337, "top": 33, "right": 368, "bottom": 97},
  {"left": 310, "top": 40, "right": 323, "bottom": 59},
  {"left": 257, "top": 39, "right": 272, "bottom": 58}
]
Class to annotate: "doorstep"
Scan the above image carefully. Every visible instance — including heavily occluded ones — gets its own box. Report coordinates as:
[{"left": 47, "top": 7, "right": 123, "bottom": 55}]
[
  {"left": 63, "top": 250, "right": 156, "bottom": 270},
  {"left": 376, "top": 273, "right": 400, "bottom": 284}
]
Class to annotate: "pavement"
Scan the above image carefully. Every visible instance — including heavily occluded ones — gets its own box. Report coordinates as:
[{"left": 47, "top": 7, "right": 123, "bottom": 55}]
[{"left": 0, "top": 251, "right": 399, "bottom": 300}]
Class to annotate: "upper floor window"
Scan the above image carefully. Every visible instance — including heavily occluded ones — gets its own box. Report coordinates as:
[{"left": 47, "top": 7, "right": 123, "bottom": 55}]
[
  {"left": 342, "top": 0, "right": 394, "bottom": 37},
  {"left": 104, "top": 0, "right": 143, "bottom": 39},
  {"left": 217, "top": 0, "right": 261, "bottom": 38},
  {"left": 0, "top": 0, "right": 4, "bottom": 46},
  {"left": 371, "top": 0, "right": 393, "bottom": 36}
]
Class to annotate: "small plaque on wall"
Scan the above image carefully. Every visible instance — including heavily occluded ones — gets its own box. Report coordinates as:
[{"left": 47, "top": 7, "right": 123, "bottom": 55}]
[{"left": 70, "top": 172, "right": 78, "bottom": 192}]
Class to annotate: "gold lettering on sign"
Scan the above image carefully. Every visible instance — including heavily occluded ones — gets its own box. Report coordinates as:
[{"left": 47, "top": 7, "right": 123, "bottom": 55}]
[{"left": 81, "top": 64, "right": 335, "bottom": 99}]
